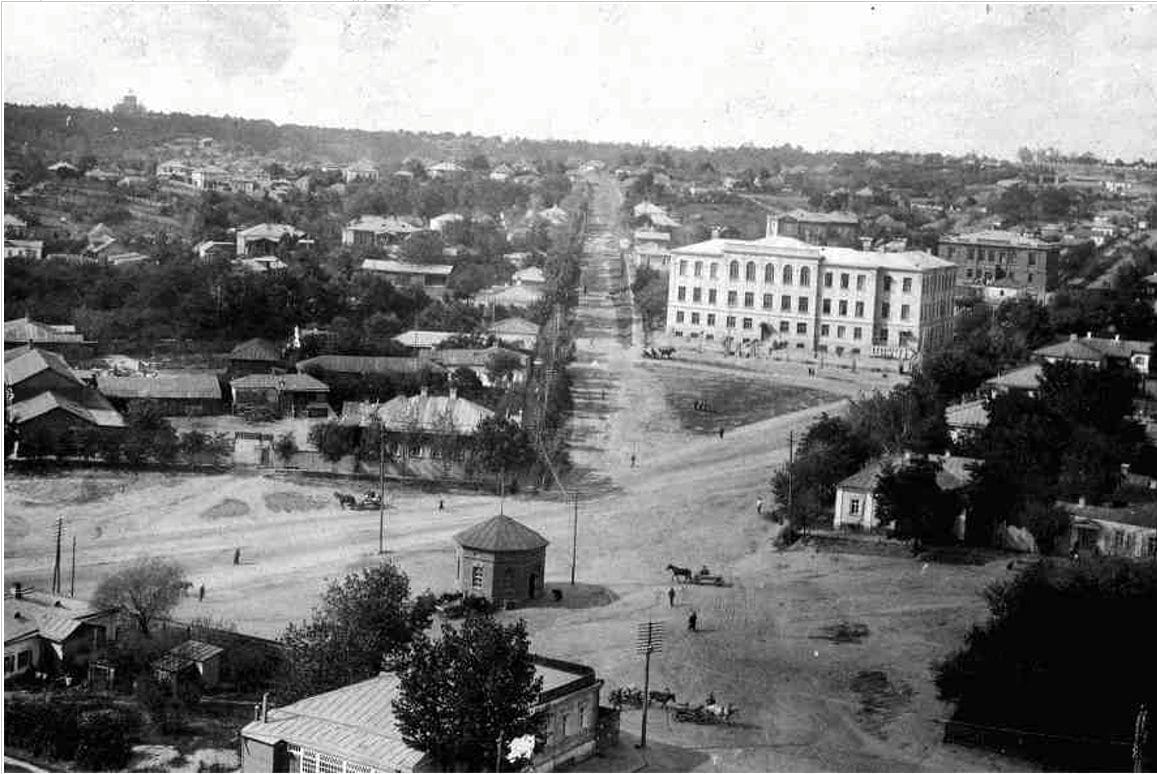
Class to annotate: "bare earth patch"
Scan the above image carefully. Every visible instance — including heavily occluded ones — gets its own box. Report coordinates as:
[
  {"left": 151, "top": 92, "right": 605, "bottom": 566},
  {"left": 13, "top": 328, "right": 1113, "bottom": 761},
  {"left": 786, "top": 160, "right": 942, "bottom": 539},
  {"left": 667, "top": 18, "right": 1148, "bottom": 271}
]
[
  {"left": 264, "top": 490, "right": 330, "bottom": 513},
  {"left": 200, "top": 498, "right": 250, "bottom": 520},
  {"left": 850, "top": 669, "right": 914, "bottom": 738},
  {"left": 812, "top": 620, "right": 871, "bottom": 644}
]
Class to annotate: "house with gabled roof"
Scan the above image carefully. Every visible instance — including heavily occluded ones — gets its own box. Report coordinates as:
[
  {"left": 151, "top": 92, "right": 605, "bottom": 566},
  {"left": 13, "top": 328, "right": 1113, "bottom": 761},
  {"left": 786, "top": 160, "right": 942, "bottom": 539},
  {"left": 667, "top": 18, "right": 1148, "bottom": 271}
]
[
  {"left": 392, "top": 330, "right": 456, "bottom": 352},
  {"left": 5, "top": 585, "right": 118, "bottom": 679},
  {"left": 342, "top": 215, "right": 425, "bottom": 248},
  {"left": 230, "top": 373, "right": 330, "bottom": 419},
  {"left": 342, "top": 160, "right": 380, "bottom": 184},
  {"left": 5, "top": 346, "right": 85, "bottom": 403},
  {"left": 833, "top": 453, "right": 979, "bottom": 537},
  {"left": 96, "top": 374, "right": 224, "bottom": 416},
  {"left": 235, "top": 223, "right": 307, "bottom": 257},
  {"left": 4, "top": 317, "right": 91, "bottom": 357},
  {"left": 1034, "top": 333, "right": 1152, "bottom": 376},
  {"left": 361, "top": 259, "right": 454, "bottom": 299},
  {"left": 228, "top": 338, "right": 283, "bottom": 376},
  {"left": 488, "top": 317, "right": 540, "bottom": 351}
]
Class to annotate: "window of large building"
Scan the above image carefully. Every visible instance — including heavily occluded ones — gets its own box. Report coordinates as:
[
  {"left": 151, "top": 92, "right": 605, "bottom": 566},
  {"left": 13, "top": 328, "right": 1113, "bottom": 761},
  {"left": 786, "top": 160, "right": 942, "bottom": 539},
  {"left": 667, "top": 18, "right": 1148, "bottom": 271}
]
[
  {"left": 822, "top": 298, "right": 832, "bottom": 314},
  {"left": 854, "top": 301, "right": 864, "bottom": 318},
  {"left": 726, "top": 316, "right": 736, "bottom": 328},
  {"left": 821, "top": 324, "right": 830, "bottom": 336},
  {"left": 764, "top": 264, "right": 775, "bottom": 284},
  {"left": 902, "top": 277, "right": 912, "bottom": 293},
  {"left": 694, "top": 261, "right": 703, "bottom": 277},
  {"left": 679, "top": 260, "right": 687, "bottom": 276},
  {"left": 708, "top": 289, "right": 717, "bottom": 304},
  {"left": 471, "top": 566, "right": 484, "bottom": 590},
  {"left": 882, "top": 302, "right": 891, "bottom": 318},
  {"left": 837, "top": 325, "right": 846, "bottom": 339},
  {"left": 838, "top": 300, "right": 848, "bottom": 316},
  {"left": 779, "top": 321, "right": 790, "bottom": 333},
  {"left": 710, "top": 262, "right": 719, "bottom": 279},
  {"left": 675, "top": 311, "right": 685, "bottom": 323},
  {"left": 706, "top": 313, "right": 716, "bottom": 326},
  {"left": 856, "top": 274, "right": 866, "bottom": 291},
  {"left": 677, "top": 286, "right": 686, "bottom": 301},
  {"left": 824, "top": 271, "right": 833, "bottom": 288},
  {"left": 762, "top": 294, "right": 773, "bottom": 309},
  {"left": 743, "top": 317, "right": 753, "bottom": 329},
  {"left": 798, "top": 296, "right": 809, "bottom": 313},
  {"left": 883, "top": 276, "right": 893, "bottom": 291},
  {"left": 691, "top": 312, "right": 700, "bottom": 324},
  {"left": 800, "top": 267, "right": 811, "bottom": 287},
  {"left": 727, "top": 290, "right": 737, "bottom": 307},
  {"left": 901, "top": 304, "right": 911, "bottom": 320},
  {"left": 796, "top": 322, "right": 807, "bottom": 335},
  {"left": 1028, "top": 252, "right": 1037, "bottom": 266},
  {"left": 729, "top": 260, "right": 740, "bottom": 280},
  {"left": 746, "top": 262, "right": 757, "bottom": 282},
  {"left": 744, "top": 292, "right": 754, "bottom": 308},
  {"left": 782, "top": 265, "right": 793, "bottom": 285},
  {"left": 853, "top": 327, "right": 863, "bottom": 340},
  {"left": 840, "top": 273, "right": 850, "bottom": 289},
  {"left": 692, "top": 287, "right": 702, "bottom": 302}
]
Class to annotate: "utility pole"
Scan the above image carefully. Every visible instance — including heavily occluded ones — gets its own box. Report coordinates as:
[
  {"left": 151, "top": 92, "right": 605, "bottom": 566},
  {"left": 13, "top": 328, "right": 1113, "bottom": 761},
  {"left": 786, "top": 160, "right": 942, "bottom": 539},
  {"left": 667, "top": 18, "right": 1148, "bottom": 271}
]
[
  {"left": 787, "top": 430, "right": 794, "bottom": 525},
  {"left": 52, "top": 518, "right": 62, "bottom": 595},
  {"left": 378, "top": 424, "right": 386, "bottom": 555},
  {"left": 1134, "top": 703, "right": 1149, "bottom": 774},
  {"left": 570, "top": 492, "right": 579, "bottom": 586},
  {"left": 634, "top": 621, "right": 664, "bottom": 749},
  {"left": 70, "top": 534, "right": 76, "bottom": 597}
]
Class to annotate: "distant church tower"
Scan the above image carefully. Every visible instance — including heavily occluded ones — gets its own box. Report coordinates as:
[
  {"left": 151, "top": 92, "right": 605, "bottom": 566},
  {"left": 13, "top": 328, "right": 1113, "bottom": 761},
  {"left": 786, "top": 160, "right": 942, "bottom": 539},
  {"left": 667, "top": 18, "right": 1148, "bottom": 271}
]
[{"left": 113, "top": 91, "right": 143, "bottom": 115}]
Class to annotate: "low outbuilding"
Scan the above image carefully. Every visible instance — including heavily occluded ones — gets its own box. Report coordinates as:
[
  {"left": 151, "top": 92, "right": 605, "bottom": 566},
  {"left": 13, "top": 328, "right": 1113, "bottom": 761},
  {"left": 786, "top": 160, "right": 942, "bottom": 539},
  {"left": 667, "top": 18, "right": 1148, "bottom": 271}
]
[{"left": 454, "top": 514, "right": 548, "bottom": 603}]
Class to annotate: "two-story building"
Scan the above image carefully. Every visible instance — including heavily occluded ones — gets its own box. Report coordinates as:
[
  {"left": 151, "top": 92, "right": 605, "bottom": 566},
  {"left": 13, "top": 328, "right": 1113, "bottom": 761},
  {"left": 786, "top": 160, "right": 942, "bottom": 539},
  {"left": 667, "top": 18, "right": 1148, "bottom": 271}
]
[
  {"left": 666, "top": 232, "right": 957, "bottom": 362},
  {"left": 361, "top": 259, "right": 454, "bottom": 299},
  {"left": 937, "top": 230, "right": 1061, "bottom": 299}
]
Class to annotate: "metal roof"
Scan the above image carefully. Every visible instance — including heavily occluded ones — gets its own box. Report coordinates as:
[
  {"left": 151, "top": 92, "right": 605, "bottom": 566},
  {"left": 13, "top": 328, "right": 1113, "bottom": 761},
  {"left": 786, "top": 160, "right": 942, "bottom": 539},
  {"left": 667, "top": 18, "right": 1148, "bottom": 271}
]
[
  {"left": 374, "top": 392, "right": 493, "bottom": 435},
  {"left": 4, "top": 317, "right": 86, "bottom": 345},
  {"left": 454, "top": 514, "right": 549, "bottom": 552},
  {"left": 985, "top": 363, "right": 1043, "bottom": 391},
  {"left": 4, "top": 347, "right": 81, "bottom": 387},
  {"left": 433, "top": 346, "right": 526, "bottom": 370},
  {"left": 362, "top": 259, "right": 454, "bottom": 276},
  {"left": 780, "top": 209, "right": 860, "bottom": 225},
  {"left": 96, "top": 374, "right": 222, "bottom": 401},
  {"left": 837, "top": 454, "right": 980, "bottom": 493},
  {"left": 5, "top": 593, "right": 109, "bottom": 646},
  {"left": 393, "top": 330, "right": 456, "bottom": 349},
  {"left": 945, "top": 400, "right": 990, "bottom": 429},
  {"left": 940, "top": 230, "right": 1056, "bottom": 249},
  {"left": 488, "top": 317, "right": 540, "bottom": 336},
  {"left": 1035, "top": 336, "right": 1152, "bottom": 361},
  {"left": 229, "top": 338, "right": 281, "bottom": 362},
  {"left": 8, "top": 390, "right": 125, "bottom": 428},
  {"left": 297, "top": 355, "right": 446, "bottom": 376},
  {"left": 241, "top": 673, "right": 429, "bottom": 773},
  {"left": 169, "top": 639, "right": 225, "bottom": 663},
  {"left": 236, "top": 223, "right": 305, "bottom": 241},
  {"left": 230, "top": 373, "right": 330, "bottom": 392}
]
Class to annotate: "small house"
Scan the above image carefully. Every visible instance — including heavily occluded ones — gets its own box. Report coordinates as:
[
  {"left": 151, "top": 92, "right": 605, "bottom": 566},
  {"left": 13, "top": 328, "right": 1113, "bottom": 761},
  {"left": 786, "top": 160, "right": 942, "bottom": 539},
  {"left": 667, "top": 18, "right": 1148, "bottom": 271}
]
[
  {"left": 488, "top": 317, "right": 540, "bottom": 351},
  {"left": 454, "top": 514, "right": 548, "bottom": 603},
  {"left": 230, "top": 373, "right": 330, "bottom": 419},
  {"left": 432, "top": 346, "right": 528, "bottom": 387},
  {"left": 5, "top": 585, "right": 117, "bottom": 679},
  {"left": 228, "top": 338, "right": 283, "bottom": 376},
  {"left": 158, "top": 639, "right": 225, "bottom": 689},
  {"left": 833, "top": 453, "right": 979, "bottom": 537},
  {"left": 235, "top": 223, "right": 307, "bottom": 257},
  {"left": 1059, "top": 503, "right": 1157, "bottom": 559},
  {"left": 96, "top": 374, "right": 224, "bottom": 416},
  {"left": 360, "top": 259, "right": 453, "bottom": 299}
]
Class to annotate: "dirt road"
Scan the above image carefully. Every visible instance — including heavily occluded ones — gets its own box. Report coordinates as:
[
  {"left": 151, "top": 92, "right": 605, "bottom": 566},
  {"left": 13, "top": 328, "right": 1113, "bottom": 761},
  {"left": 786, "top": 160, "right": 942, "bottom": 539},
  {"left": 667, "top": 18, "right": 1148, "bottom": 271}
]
[{"left": 3, "top": 174, "right": 1026, "bottom": 771}]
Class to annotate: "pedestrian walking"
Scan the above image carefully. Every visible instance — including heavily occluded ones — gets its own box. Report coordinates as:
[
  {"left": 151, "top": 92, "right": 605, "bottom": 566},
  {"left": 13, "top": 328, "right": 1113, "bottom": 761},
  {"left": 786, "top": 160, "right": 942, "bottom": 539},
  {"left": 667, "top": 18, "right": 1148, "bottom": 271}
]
[
  {"left": 756, "top": 497, "right": 764, "bottom": 516},
  {"left": 718, "top": 426, "right": 725, "bottom": 439},
  {"left": 688, "top": 610, "right": 698, "bottom": 632},
  {"left": 601, "top": 390, "right": 606, "bottom": 400},
  {"left": 667, "top": 587, "right": 675, "bottom": 607},
  {"left": 233, "top": 547, "right": 241, "bottom": 565},
  {"left": 439, "top": 499, "right": 445, "bottom": 511},
  {"left": 630, "top": 453, "right": 637, "bottom": 468},
  {"left": 198, "top": 584, "right": 205, "bottom": 602}
]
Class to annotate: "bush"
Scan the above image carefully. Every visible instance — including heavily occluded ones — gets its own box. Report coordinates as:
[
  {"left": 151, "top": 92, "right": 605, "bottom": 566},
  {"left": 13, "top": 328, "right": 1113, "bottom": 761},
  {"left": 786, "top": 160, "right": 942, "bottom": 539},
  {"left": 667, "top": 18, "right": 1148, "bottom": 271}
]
[{"left": 76, "top": 708, "right": 134, "bottom": 771}]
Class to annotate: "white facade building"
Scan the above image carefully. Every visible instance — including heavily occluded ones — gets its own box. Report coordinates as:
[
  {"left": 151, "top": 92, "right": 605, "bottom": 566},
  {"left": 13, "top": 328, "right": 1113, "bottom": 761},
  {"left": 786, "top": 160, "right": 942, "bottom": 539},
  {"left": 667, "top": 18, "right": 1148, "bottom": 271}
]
[{"left": 665, "top": 234, "right": 957, "bottom": 361}]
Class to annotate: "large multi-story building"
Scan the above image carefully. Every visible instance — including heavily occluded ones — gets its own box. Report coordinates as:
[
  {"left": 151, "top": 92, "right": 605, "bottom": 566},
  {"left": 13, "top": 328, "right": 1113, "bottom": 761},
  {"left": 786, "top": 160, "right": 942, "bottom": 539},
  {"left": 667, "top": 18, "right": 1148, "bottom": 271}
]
[
  {"left": 665, "top": 234, "right": 956, "bottom": 361},
  {"left": 936, "top": 230, "right": 1061, "bottom": 299}
]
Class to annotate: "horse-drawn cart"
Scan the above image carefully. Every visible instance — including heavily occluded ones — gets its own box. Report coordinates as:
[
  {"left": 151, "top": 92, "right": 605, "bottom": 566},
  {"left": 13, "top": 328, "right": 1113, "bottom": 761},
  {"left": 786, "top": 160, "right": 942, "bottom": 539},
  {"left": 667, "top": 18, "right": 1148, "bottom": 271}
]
[
  {"left": 334, "top": 491, "right": 383, "bottom": 511},
  {"left": 667, "top": 564, "right": 726, "bottom": 586},
  {"left": 671, "top": 702, "right": 738, "bottom": 724}
]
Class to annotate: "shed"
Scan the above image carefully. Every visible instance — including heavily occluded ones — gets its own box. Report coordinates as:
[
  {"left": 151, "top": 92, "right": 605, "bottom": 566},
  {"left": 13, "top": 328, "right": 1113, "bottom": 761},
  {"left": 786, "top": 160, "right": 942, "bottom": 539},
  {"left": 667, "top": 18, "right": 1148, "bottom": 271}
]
[
  {"left": 228, "top": 338, "right": 283, "bottom": 376},
  {"left": 167, "top": 639, "right": 225, "bottom": 688},
  {"left": 454, "top": 515, "right": 548, "bottom": 602}
]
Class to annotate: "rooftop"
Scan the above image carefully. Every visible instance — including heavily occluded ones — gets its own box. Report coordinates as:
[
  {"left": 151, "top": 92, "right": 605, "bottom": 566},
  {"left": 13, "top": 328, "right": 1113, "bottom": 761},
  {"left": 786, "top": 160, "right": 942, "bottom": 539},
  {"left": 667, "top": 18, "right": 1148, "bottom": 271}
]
[
  {"left": 362, "top": 259, "right": 454, "bottom": 276},
  {"left": 1035, "top": 335, "right": 1152, "bottom": 362},
  {"left": 838, "top": 454, "right": 980, "bottom": 492},
  {"left": 4, "top": 317, "right": 87, "bottom": 345},
  {"left": 361, "top": 391, "right": 493, "bottom": 435},
  {"left": 297, "top": 355, "right": 446, "bottom": 376},
  {"left": 941, "top": 230, "right": 1057, "bottom": 249},
  {"left": 393, "top": 330, "right": 456, "bottom": 349},
  {"left": 229, "top": 338, "right": 281, "bottom": 362},
  {"left": 985, "top": 363, "right": 1043, "bottom": 391},
  {"left": 945, "top": 400, "right": 990, "bottom": 429},
  {"left": 780, "top": 209, "right": 860, "bottom": 225},
  {"left": 488, "top": 317, "right": 540, "bottom": 336},
  {"left": 96, "top": 374, "right": 222, "bottom": 401},
  {"left": 237, "top": 223, "right": 305, "bottom": 241},
  {"left": 230, "top": 373, "right": 329, "bottom": 393},
  {"left": 5, "top": 589, "right": 110, "bottom": 646},
  {"left": 8, "top": 390, "right": 125, "bottom": 428},
  {"left": 4, "top": 347, "right": 80, "bottom": 387},
  {"left": 454, "top": 514, "right": 550, "bottom": 552}
]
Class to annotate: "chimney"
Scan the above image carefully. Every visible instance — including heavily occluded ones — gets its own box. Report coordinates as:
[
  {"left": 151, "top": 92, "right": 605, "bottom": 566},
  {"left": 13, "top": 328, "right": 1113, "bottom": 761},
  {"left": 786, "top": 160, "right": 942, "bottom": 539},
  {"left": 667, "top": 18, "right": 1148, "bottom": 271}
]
[
  {"left": 419, "top": 385, "right": 428, "bottom": 398},
  {"left": 261, "top": 692, "right": 270, "bottom": 723},
  {"left": 12, "top": 582, "right": 22, "bottom": 599},
  {"left": 1086, "top": 331, "right": 1092, "bottom": 339},
  {"left": 710, "top": 226, "right": 722, "bottom": 240},
  {"left": 1078, "top": 496, "right": 1087, "bottom": 508},
  {"left": 766, "top": 214, "right": 778, "bottom": 238},
  {"left": 448, "top": 386, "right": 458, "bottom": 401},
  {"left": 860, "top": 237, "right": 873, "bottom": 252}
]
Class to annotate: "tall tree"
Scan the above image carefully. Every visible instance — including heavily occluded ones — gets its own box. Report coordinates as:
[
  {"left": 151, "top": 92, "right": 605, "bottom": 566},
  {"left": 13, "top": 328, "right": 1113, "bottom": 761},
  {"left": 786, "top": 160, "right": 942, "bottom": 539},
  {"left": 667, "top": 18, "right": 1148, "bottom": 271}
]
[
  {"left": 873, "top": 457, "right": 959, "bottom": 545},
  {"left": 93, "top": 557, "right": 188, "bottom": 635},
  {"left": 278, "top": 562, "right": 434, "bottom": 702},
  {"left": 393, "top": 615, "right": 543, "bottom": 771}
]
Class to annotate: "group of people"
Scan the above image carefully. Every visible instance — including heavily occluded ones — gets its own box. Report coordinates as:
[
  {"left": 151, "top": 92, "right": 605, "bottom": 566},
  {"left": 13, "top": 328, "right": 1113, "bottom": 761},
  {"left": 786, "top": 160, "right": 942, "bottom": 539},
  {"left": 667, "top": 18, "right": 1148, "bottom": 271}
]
[{"left": 667, "top": 586, "right": 699, "bottom": 631}]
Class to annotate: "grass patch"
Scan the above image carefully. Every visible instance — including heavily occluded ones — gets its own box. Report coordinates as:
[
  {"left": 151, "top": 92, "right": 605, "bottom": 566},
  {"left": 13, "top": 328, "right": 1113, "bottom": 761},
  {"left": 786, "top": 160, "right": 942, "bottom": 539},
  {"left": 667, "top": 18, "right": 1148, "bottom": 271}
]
[
  {"left": 200, "top": 498, "right": 250, "bottom": 520},
  {"left": 645, "top": 363, "right": 836, "bottom": 434}
]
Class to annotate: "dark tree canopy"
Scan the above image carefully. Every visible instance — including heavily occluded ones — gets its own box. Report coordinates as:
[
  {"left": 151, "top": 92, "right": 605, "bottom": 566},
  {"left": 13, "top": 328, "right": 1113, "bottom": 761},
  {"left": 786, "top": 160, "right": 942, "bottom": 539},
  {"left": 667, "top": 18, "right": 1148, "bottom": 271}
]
[{"left": 93, "top": 557, "right": 188, "bottom": 635}]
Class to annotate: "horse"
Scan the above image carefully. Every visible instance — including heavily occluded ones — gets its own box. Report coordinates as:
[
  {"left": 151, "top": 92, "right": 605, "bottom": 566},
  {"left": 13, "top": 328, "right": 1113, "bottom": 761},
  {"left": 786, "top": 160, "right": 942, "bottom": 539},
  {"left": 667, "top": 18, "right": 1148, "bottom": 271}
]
[
  {"left": 666, "top": 564, "right": 693, "bottom": 583},
  {"left": 659, "top": 346, "right": 676, "bottom": 359},
  {"left": 334, "top": 492, "right": 356, "bottom": 509},
  {"left": 649, "top": 689, "right": 676, "bottom": 707}
]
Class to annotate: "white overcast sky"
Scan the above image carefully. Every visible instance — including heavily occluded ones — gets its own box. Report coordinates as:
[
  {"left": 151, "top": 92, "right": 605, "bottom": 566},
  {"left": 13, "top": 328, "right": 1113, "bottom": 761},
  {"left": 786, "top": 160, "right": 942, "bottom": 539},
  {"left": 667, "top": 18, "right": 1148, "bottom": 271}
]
[{"left": 3, "top": 3, "right": 1155, "bottom": 160}]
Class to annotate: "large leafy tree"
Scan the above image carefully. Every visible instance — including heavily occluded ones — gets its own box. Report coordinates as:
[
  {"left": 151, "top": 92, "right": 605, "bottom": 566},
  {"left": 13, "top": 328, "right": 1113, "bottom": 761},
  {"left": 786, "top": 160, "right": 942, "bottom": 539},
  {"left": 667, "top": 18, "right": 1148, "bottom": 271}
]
[
  {"left": 935, "top": 559, "right": 1157, "bottom": 770},
  {"left": 771, "top": 414, "right": 871, "bottom": 529},
  {"left": 394, "top": 615, "right": 543, "bottom": 772},
  {"left": 873, "top": 457, "right": 960, "bottom": 545},
  {"left": 473, "top": 416, "right": 536, "bottom": 483},
  {"left": 277, "top": 563, "right": 434, "bottom": 702},
  {"left": 93, "top": 557, "right": 188, "bottom": 635}
]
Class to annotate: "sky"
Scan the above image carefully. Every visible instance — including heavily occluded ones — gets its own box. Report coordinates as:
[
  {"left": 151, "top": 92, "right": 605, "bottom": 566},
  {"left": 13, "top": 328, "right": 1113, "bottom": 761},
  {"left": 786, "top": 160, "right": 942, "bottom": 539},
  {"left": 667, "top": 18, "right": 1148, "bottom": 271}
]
[{"left": 3, "top": 3, "right": 1156, "bottom": 160}]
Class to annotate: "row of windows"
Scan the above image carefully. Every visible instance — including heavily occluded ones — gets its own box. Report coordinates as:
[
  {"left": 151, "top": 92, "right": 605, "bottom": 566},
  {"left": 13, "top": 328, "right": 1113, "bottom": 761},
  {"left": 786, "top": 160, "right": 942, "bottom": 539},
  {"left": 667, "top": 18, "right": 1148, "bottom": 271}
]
[
  {"left": 964, "top": 268, "right": 1037, "bottom": 284},
  {"left": 942, "top": 245, "right": 1046, "bottom": 265},
  {"left": 676, "top": 259, "right": 926, "bottom": 297},
  {"left": 673, "top": 292, "right": 923, "bottom": 321},
  {"left": 819, "top": 324, "right": 865, "bottom": 340},
  {"left": 674, "top": 310, "right": 811, "bottom": 334}
]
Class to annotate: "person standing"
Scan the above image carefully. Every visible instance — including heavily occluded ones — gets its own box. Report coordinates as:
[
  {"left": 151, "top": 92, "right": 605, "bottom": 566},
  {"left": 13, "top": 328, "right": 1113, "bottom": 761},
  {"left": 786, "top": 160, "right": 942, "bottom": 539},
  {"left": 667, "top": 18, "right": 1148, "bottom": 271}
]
[
  {"left": 198, "top": 584, "right": 205, "bottom": 602},
  {"left": 233, "top": 547, "right": 241, "bottom": 565},
  {"left": 667, "top": 587, "right": 676, "bottom": 607},
  {"left": 756, "top": 497, "right": 764, "bottom": 516},
  {"left": 718, "top": 426, "right": 725, "bottom": 439},
  {"left": 630, "top": 453, "right": 637, "bottom": 468},
  {"left": 688, "top": 610, "right": 698, "bottom": 632},
  {"left": 439, "top": 499, "right": 445, "bottom": 511}
]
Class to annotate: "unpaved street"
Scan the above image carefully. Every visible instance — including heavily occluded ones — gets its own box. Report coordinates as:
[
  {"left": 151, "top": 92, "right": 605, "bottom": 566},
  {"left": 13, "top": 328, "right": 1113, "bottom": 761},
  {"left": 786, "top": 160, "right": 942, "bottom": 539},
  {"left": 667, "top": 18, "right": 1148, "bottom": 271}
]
[{"left": 3, "top": 174, "right": 1027, "bottom": 772}]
